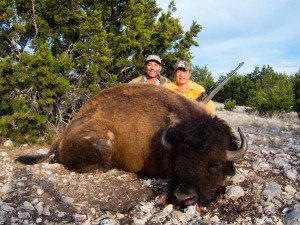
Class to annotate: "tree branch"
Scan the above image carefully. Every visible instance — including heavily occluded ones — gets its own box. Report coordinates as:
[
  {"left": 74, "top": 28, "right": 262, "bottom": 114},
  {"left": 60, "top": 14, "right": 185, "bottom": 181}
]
[{"left": 31, "top": 0, "right": 38, "bottom": 37}]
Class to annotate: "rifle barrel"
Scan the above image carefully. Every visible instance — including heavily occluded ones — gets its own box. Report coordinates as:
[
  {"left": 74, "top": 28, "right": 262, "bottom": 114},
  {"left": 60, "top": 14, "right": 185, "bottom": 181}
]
[{"left": 202, "top": 62, "right": 244, "bottom": 104}]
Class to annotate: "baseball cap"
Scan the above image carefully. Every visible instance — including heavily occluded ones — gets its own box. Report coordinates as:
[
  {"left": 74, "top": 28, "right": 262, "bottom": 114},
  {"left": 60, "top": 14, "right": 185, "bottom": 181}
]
[
  {"left": 174, "top": 60, "right": 190, "bottom": 71},
  {"left": 145, "top": 55, "right": 162, "bottom": 64}
]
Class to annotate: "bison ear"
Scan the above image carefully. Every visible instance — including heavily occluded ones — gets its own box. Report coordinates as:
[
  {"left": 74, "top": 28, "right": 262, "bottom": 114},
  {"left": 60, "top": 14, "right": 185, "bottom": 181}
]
[
  {"left": 162, "top": 114, "right": 181, "bottom": 151},
  {"left": 161, "top": 126, "right": 173, "bottom": 150},
  {"left": 162, "top": 125, "right": 180, "bottom": 150}
]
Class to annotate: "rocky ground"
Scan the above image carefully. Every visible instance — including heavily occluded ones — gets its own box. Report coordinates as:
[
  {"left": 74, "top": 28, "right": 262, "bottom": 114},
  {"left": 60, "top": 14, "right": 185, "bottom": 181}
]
[{"left": 0, "top": 104, "right": 299, "bottom": 225}]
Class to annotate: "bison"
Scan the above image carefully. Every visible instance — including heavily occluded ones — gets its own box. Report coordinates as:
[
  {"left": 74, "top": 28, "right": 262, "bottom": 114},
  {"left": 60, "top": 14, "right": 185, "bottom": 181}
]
[{"left": 16, "top": 84, "right": 247, "bottom": 206}]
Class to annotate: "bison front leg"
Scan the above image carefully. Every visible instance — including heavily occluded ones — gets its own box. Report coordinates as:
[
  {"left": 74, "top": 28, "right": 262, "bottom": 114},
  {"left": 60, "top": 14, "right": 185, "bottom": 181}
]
[{"left": 58, "top": 122, "right": 115, "bottom": 171}]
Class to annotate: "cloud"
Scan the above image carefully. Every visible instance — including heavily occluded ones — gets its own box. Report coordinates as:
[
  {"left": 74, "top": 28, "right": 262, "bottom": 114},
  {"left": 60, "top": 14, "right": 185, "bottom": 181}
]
[{"left": 157, "top": 0, "right": 300, "bottom": 78}]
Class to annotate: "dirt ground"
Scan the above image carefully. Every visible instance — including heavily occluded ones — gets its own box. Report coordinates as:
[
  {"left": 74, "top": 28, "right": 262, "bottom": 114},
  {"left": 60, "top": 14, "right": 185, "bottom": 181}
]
[{"left": 1, "top": 108, "right": 299, "bottom": 224}]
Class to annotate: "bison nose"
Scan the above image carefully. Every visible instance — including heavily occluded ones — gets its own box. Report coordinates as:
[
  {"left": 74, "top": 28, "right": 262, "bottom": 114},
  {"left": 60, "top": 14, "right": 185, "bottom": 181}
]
[{"left": 174, "top": 184, "right": 198, "bottom": 207}]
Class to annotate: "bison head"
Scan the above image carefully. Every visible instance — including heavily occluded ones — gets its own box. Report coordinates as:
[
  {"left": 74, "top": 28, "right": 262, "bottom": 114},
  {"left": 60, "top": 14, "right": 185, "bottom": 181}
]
[{"left": 161, "top": 115, "right": 247, "bottom": 206}]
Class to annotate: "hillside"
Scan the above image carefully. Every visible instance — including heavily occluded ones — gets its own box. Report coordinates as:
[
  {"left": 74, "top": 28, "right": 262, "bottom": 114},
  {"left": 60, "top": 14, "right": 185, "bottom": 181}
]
[{"left": 0, "top": 104, "right": 299, "bottom": 225}]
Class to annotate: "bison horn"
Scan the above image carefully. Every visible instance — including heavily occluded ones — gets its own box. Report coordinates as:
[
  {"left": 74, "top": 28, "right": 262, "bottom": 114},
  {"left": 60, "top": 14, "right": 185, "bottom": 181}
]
[
  {"left": 226, "top": 127, "right": 248, "bottom": 161},
  {"left": 161, "top": 126, "right": 173, "bottom": 150}
]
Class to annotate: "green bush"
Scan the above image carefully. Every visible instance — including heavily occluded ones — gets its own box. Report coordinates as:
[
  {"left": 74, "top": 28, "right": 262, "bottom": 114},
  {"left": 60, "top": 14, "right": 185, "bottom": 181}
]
[
  {"left": 243, "top": 66, "right": 293, "bottom": 115},
  {"left": 291, "top": 73, "right": 300, "bottom": 112},
  {"left": 214, "top": 75, "right": 253, "bottom": 106},
  {"left": 0, "top": 111, "right": 47, "bottom": 145},
  {"left": 224, "top": 99, "right": 236, "bottom": 111}
]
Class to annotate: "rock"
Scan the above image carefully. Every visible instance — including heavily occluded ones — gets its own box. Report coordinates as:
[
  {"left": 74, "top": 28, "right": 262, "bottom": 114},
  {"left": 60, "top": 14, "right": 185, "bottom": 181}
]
[
  {"left": 10, "top": 216, "right": 18, "bottom": 224},
  {"left": 0, "top": 211, "right": 7, "bottom": 225},
  {"left": 1, "top": 203, "right": 14, "bottom": 212},
  {"left": 42, "top": 164, "right": 58, "bottom": 169},
  {"left": 252, "top": 159, "right": 272, "bottom": 171},
  {"left": 37, "top": 148, "right": 49, "bottom": 154},
  {"left": 1, "top": 181, "right": 14, "bottom": 194},
  {"left": 183, "top": 205, "right": 199, "bottom": 216},
  {"left": 284, "top": 185, "right": 297, "bottom": 195},
  {"left": 283, "top": 163, "right": 292, "bottom": 171},
  {"left": 132, "top": 217, "right": 147, "bottom": 225},
  {"left": 162, "top": 204, "right": 173, "bottom": 214},
  {"left": 0, "top": 107, "right": 298, "bottom": 224},
  {"left": 31, "top": 198, "right": 39, "bottom": 205},
  {"left": 225, "top": 185, "right": 245, "bottom": 200},
  {"left": 42, "top": 205, "right": 51, "bottom": 216},
  {"left": 61, "top": 196, "right": 74, "bottom": 204},
  {"left": 73, "top": 214, "right": 87, "bottom": 223},
  {"left": 285, "top": 169, "right": 298, "bottom": 180},
  {"left": 283, "top": 204, "right": 300, "bottom": 225},
  {"left": 34, "top": 202, "right": 44, "bottom": 215},
  {"left": 262, "top": 201, "right": 276, "bottom": 215},
  {"left": 209, "top": 215, "right": 220, "bottom": 223},
  {"left": 139, "top": 202, "right": 154, "bottom": 214},
  {"left": 99, "top": 219, "right": 120, "bottom": 225},
  {"left": 168, "top": 213, "right": 187, "bottom": 224},
  {"left": 0, "top": 152, "right": 8, "bottom": 157},
  {"left": 229, "top": 172, "right": 245, "bottom": 184},
  {"left": 264, "top": 217, "right": 275, "bottom": 224},
  {"left": 273, "top": 158, "right": 289, "bottom": 168},
  {"left": 17, "top": 211, "right": 30, "bottom": 220},
  {"left": 99, "top": 218, "right": 120, "bottom": 225},
  {"left": 3, "top": 140, "right": 13, "bottom": 147},
  {"left": 56, "top": 210, "right": 65, "bottom": 218},
  {"left": 23, "top": 201, "right": 35, "bottom": 211},
  {"left": 37, "top": 188, "right": 44, "bottom": 195},
  {"left": 253, "top": 217, "right": 265, "bottom": 225},
  {"left": 261, "top": 181, "right": 282, "bottom": 201}
]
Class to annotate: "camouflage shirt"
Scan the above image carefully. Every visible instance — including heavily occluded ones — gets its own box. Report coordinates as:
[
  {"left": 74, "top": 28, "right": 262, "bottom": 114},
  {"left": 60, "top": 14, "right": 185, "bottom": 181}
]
[{"left": 129, "top": 75, "right": 170, "bottom": 85}]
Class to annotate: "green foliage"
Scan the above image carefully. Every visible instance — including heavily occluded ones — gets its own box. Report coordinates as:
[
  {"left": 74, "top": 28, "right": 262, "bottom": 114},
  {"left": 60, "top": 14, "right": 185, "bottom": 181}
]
[
  {"left": 291, "top": 72, "right": 300, "bottom": 113},
  {"left": 214, "top": 66, "right": 295, "bottom": 116},
  {"left": 0, "top": 110, "right": 47, "bottom": 144},
  {"left": 191, "top": 66, "right": 215, "bottom": 89},
  {"left": 224, "top": 99, "right": 236, "bottom": 111},
  {"left": 0, "top": 57, "right": 15, "bottom": 115},
  {"left": 247, "top": 66, "right": 294, "bottom": 115},
  {"left": 0, "top": 0, "right": 201, "bottom": 143},
  {"left": 0, "top": 42, "right": 72, "bottom": 144},
  {"left": 2, "top": 0, "right": 297, "bottom": 144},
  {"left": 214, "top": 74, "right": 253, "bottom": 106}
]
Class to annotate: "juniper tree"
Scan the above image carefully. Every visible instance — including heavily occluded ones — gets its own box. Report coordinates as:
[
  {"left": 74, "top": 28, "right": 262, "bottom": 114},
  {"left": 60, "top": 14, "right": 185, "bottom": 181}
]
[
  {"left": 191, "top": 65, "right": 215, "bottom": 90},
  {"left": 0, "top": 0, "right": 202, "bottom": 143}
]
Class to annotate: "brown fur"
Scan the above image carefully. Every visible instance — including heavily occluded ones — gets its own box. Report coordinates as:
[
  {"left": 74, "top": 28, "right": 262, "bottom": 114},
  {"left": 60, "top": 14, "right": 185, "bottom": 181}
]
[
  {"left": 56, "top": 84, "right": 203, "bottom": 173},
  {"left": 17, "top": 83, "right": 243, "bottom": 205}
]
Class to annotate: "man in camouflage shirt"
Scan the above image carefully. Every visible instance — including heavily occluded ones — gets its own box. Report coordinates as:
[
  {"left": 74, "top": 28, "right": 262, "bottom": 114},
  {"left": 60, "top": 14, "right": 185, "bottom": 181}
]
[{"left": 129, "top": 55, "right": 170, "bottom": 85}]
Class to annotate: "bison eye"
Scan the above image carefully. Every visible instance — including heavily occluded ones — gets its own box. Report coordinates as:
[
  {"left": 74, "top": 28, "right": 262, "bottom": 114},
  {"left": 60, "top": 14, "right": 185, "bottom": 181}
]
[
  {"left": 208, "top": 161, "right": 222, "bottom": 175},
  {"left": 224, "top": 161, "right": 236, "bottom": 176}
]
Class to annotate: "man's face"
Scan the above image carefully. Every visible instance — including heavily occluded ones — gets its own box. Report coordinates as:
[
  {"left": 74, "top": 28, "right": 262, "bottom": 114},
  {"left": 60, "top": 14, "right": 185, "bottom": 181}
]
[
  {"left": 174, "top": 68, "right": 191, "bottom": 85},
  {"left": 145, "top": 61, "right": 162, "bottom": 78}
]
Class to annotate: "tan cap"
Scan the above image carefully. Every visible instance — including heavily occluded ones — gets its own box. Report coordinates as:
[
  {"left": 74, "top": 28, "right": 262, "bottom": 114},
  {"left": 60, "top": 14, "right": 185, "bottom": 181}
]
[
  {"left": 174, "top": 60, "right": 190, "bottom": 71},
  {"left": 145, "top": 55, "right": 162, "bottom": 64}
]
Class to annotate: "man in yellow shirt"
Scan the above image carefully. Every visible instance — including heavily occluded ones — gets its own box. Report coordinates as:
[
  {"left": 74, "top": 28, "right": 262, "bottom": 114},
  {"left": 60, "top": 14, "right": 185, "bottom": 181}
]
[{"left": 164, "top": 60, "right": 215, "bottom": 114}]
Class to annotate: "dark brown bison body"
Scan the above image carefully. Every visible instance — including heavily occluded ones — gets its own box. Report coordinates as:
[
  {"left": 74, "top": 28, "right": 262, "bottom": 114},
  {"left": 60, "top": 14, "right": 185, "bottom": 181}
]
[{"left": 16, "top": 84, "right": 247, "bottom": 205}]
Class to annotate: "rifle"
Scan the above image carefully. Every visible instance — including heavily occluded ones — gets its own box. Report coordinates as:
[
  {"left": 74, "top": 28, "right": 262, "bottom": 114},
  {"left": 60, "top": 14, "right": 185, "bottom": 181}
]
[{"left": 196, "top": 62, "right": 244, "bottom": 104}]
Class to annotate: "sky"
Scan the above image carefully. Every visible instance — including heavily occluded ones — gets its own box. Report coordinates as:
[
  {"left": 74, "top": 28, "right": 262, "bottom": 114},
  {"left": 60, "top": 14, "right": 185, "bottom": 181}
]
[{"left": 156, "top": 0, "right": 300, "bottom": 79}]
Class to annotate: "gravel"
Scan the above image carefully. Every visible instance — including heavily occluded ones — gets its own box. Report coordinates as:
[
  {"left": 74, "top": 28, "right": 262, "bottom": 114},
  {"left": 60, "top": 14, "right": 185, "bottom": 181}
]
[{"left": 0, "top": 104, "right": 299, "bottom": 224}]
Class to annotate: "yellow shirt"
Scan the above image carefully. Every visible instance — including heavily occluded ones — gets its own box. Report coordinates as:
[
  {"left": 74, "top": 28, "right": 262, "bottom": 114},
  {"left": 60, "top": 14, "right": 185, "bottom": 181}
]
[{"left": 164, "top": 81, "right": 216, "bottom": 114}]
